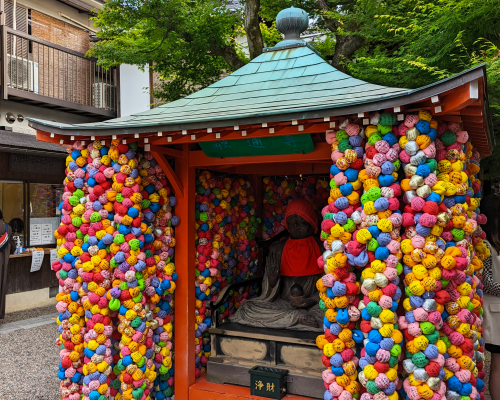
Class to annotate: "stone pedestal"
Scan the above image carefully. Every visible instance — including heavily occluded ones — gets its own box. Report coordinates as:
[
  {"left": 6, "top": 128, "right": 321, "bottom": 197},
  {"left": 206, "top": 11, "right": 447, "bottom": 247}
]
[{"left": 207, "top": 322, "right": 324, "bottom": 399}]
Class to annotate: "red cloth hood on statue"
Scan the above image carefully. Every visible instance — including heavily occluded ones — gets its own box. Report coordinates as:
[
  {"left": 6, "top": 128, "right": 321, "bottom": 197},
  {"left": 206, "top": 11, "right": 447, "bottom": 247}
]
[{"left": 281, "top": 199, "right": 322, "bottom": 277}]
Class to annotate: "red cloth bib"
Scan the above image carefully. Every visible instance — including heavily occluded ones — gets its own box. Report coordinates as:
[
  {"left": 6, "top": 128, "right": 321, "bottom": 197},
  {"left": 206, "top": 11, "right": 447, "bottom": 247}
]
[{"left": 280, "top": 236, "right": 322, "bottom": 277}]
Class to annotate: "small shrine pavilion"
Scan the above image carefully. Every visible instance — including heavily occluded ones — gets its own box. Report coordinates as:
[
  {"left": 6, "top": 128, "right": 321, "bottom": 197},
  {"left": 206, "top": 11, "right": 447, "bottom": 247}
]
[{"left": 31, "top": 6, "right": 493, "bottom": 400}]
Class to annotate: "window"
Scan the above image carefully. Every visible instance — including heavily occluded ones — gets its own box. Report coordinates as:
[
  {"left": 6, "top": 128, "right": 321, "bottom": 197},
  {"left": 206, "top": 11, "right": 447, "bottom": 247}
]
[
  {"left": 0, "top": 181, "right": 63, "bottom": 248},
  {"left": 0, "top": 180, "right": 26, "bottom": 245},
  {"left": 29, "top": 184, "right": 63, "bottom": 246}
]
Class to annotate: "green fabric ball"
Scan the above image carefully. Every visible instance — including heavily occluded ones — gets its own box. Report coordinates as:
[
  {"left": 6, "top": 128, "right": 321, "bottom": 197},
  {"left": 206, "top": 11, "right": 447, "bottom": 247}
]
[
  {"left": 114, "top": 234, "right": 125, "bottom": 244},
  {"left": 109, "top": 298, "right": 120, "bottom": 311},
  {"left": 132, "top": 388, "right": 144, "bottom": 400},
  {"left": 379, "top": 113, "right": 397, "bottom": 126},
  {"left": 426, "top": 158, "right": 438, "bottom": 172},
  {"left": 319, "top": 299, "right": 327, "bottom": 312},
  {"left": 343, "top": 219, "right": 356, "bottom": 233},
  {"left": 366, "top": 380, "right": 380, "bottom": 394},
  {"left": 451, "top": 228, "right": 465, "bottom": 241},
  {"left": 367, "top": 238, "right": 380, "bottom": 252},
  {"left": 336, "top": 130, "right": 349, "bottom": 141},
  {"left": 367, "top": 187, "right": 382, "bottom": 201},
  {"left": 321, "top": 231, "right": 329, "bottom": 240},
  {"left": 377, "top": 124, "right": 393, "bottom": 134},
  {"left": 425, "top": 330, "right": 440, "bottom": 344},
  {"left": 338, "top": 138, "right": 352, "bottom": 152},
  {"left": 116, "top": 193, "right": 124, "bottom": 203},
  {"left": 389, "top": 355, "right": 399, "bottom": 368},
  {"left": 196, "top": 185, "right": 205, "bottom": 195},
  {"left": 74, "top": 189, "right": 85, "bottom": 199},
  {"left": 111, "top": 378, "right": 121, "bottom": 389},
  {"left": 441, "top": 130, "right": 457, "bottom": 146},
  {"left": 366, "top": 301, "right": 382, "bottom": 317},
  {"left": 69, "top": 196, "right": 80, "bottom": 206},
  {"left": 368, "top": 133, "right": 382, "bottom": 145},
  {"left": 412, "top": 352, "right": 429, "bottom": 368},
  {"left": 90, "top": 212, "right": 101, "bottom": 222},
  {"left": 72, "top": 217, "right": 82, "bottom": 227},
  {"left": 390, "top": 344, "right": 401, "bottom": 357},
  {"left": 131, "top": 316, "right": 142, "bottom": 328},
  {"left": 420, "top": 321, "right": 435, "bottom": 335},
  {"left": 360, "top": 193, "right": 370, "bottom": 205},
  {"left": 59, "top": 270, "right": 68, "bottom": 280},
  {"left": 145, "top": 249, "right": 153, "bottom": 258},
  {"left": 141, "top": 199, "right": 151, "bottom": 209}
]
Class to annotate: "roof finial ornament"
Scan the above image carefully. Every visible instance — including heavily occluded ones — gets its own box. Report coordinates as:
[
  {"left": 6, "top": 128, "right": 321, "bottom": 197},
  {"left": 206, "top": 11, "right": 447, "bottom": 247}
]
[{"left": 275, "top": 6, "right": 309, "bottom": 41}]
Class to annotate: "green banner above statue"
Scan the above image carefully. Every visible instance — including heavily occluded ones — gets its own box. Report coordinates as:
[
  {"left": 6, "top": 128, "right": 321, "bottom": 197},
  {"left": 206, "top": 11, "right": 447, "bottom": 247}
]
[{"left": 199, "top": 134, "right": 314, "bottom": 158}]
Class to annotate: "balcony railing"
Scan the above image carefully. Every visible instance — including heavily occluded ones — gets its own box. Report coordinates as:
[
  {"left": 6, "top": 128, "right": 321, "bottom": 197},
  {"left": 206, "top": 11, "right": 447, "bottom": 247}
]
[{"left": 1, "top": 26, "right": 117, "bottom": 117}]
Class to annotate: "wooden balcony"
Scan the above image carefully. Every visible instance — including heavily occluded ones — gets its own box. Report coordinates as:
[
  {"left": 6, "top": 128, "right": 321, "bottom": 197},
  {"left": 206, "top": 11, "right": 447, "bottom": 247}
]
[{"left": 0, "top": 26, "right": 118, "bottom": 118}]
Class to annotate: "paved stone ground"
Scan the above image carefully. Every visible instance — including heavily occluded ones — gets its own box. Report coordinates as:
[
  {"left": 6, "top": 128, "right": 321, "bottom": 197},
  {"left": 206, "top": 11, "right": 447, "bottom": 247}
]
[
  {"left": 0, "top": 311, "right": 60, "bottom": 400},
  {"left": 0, "top": 306, "right": 494, "bottom": 400}
]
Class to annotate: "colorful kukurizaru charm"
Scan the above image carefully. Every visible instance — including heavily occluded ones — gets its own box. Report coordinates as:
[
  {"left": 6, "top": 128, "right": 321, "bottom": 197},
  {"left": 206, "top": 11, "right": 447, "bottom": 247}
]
[
  {"left": 194, "top": 172, "right": 260, "bottom": 377},
  {"left": 53, "top": 141, "right": 179, "bottom": 400},
  {"left": 397, "top": 111, "right": 487, "bottom": 400},
  {"left": 317, "top": 121, "right": 367, "bottom": 400},
  {"left": 355, "top": 112, "right": 404, "bottom": 400}
]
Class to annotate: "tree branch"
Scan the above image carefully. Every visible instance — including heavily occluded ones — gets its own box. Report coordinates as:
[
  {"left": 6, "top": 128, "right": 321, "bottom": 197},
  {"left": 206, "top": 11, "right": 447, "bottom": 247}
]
[
  {"left": 244, "top": 0, "right": 264, "bottom": 60},
  {"left": 210, "top": 43, "right": 247, "bottom": 70},
  {"left": 314, "top": 0, "right": 364, "bottom": 72},
  {"left": 331, "top": 34, "right": 365, "bottom": 72}
]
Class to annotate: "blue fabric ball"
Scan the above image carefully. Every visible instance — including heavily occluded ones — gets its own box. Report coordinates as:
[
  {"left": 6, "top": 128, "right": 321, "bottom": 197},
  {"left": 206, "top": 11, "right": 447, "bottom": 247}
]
[
  {"left": 375, "top": 246, "right": 390, "bottom": 260},
  {"left": 415, "top": 120, "right": 431, "bottom": 134},
  {"left": 416, "top": 164, "right": 431, "bottom": 178},
  {"left": 379, "top": 174, "right": 395, "bottom": 186}
]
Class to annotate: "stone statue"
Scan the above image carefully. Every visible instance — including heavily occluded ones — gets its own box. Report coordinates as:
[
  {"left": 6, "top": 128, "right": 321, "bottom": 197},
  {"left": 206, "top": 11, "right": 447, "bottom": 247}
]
[{"left": 230, "top": 198, "right": 324, "bottom": 331}]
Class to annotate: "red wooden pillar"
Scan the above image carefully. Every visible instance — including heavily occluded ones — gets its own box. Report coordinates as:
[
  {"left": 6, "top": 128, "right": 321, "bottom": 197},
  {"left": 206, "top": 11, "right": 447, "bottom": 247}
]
[{"left": 173, "top": 144, "right": 196, "bottom": 400}]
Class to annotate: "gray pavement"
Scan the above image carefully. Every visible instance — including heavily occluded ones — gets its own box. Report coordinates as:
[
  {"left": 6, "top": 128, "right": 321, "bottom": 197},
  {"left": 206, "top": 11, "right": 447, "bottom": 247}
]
[{"left": 0, "top": 307, "right": 494, "bottom": 400}]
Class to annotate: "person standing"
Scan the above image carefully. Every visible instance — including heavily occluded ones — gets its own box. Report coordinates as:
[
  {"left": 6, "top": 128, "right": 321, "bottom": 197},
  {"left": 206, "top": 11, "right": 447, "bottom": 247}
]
[
  {"left": 480, "top": 194, "right": 500, "bottom": 400},
  {"left": 0, "top": 209, "right": 14, "bottom": 319}
]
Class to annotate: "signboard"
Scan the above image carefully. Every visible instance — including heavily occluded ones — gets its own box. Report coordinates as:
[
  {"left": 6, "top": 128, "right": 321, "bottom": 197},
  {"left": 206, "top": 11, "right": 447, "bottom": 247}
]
[
  {"left": 30, "top": 217, "right": 59, "bottom": 245},
  {"left": 30, "top": 250, "right": 44, "bottom": 273},
  {"left": 199, "top": 134, "right": 314, "bottom": 158}
]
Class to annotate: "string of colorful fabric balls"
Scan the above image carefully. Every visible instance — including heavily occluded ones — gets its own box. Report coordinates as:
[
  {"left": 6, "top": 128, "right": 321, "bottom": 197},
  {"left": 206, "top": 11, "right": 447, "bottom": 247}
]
[
  {"left": 194, "top": 171, "right": 261, "bottom": 378},
  {"left": 316, "top": 110, "right": 488, "bottom": 400},
  {"left": 53, "top": 141, "right": 178, "bottom": 400}
]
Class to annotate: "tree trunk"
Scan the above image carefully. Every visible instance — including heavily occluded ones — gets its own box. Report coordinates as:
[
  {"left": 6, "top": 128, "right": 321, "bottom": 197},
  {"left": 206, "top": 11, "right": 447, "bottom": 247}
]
[
  {"left": 314, "top": 0, "right": 364, "bottom": 72},
  {"left": 331, "top": 34, "right": 365, "bottom": 72},
  {"left": 210, "top": 43, "right": 247, "bottom": 71},
  {"left": 244, "top": 0, "right": 263, "bottom": 60}
]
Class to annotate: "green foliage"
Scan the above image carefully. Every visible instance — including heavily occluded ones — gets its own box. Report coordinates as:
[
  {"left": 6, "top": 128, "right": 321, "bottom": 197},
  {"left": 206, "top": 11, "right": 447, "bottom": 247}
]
[
  {"left": 89, "top": 0, "right": 242, "bottom": 102},
  {"left": 90, "top": 0, "right": 499, "bottom": 176},
  {"left": 344, "top": 0, "right": 500, "bottom": 178}
]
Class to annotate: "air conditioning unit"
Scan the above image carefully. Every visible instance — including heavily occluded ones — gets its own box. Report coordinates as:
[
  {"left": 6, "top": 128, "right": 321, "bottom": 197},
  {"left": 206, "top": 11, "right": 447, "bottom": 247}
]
[
  {"left": 92, "top": 82, "right": 116, "bottom": 109},
  {"left": 7, "top": 54, "right": 39, "bottom": 93}
]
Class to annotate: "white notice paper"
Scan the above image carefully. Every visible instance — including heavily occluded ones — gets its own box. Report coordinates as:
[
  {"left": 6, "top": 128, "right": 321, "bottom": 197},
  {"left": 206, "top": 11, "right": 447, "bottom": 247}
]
[
  {"left": 41, "top": 224, "right": 52, "bottom": 245},
  {"left": 50, "top": 249, "right": 58, "bottom": 270},
  {"left": 30, "top": 250, "right": 44, "bottom": 272},
  {"left": 30, "top": 224, "right": 42, "bottom": 245}
]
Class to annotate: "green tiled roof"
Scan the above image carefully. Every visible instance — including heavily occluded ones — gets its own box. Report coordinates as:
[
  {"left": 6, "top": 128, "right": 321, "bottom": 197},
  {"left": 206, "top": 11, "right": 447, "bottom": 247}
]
[{"left": 28, "top": 43, "right": 486, "bottom": 136}]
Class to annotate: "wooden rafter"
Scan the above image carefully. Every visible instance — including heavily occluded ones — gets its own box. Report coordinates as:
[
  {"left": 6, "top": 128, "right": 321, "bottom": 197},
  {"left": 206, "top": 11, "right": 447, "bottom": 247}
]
[{"left": 150, "top": 151, "right": 184, "bottom": 198}]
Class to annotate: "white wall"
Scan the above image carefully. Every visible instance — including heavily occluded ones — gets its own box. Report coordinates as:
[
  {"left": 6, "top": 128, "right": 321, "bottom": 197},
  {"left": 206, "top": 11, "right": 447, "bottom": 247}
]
[
  {"left": 119, "top": 64, "right": 151, "bottom": 117},
  {"left": 0, "top": 100, "right": 101, "bottom": 135}
]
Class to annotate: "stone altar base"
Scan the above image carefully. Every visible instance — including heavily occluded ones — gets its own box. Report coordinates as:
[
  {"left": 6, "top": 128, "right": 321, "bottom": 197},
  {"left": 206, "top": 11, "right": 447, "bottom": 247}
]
[{"left": 207, "top": 322, "right": 324, "bottom": 398}]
